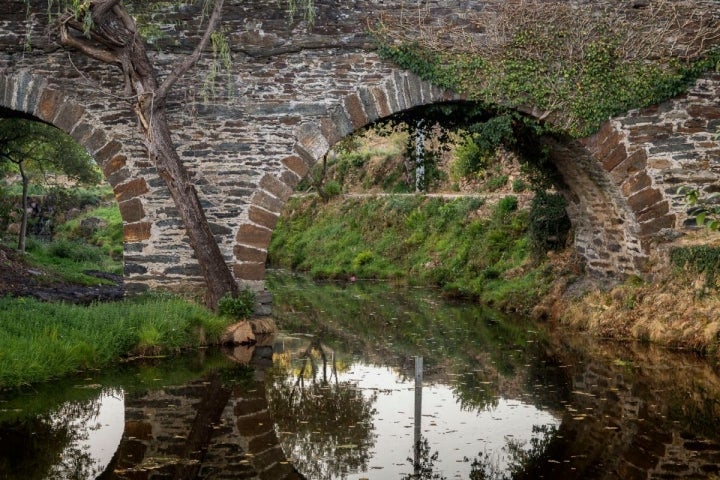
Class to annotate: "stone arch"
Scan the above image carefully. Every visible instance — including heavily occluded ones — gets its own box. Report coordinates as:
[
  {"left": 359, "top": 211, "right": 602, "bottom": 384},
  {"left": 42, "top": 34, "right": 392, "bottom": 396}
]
[
  {"left": 0, "top": 70, "right": 152, "bottom": 279},
  {"left": 233, "top": 71, "right": 460, "bottom": 288},
  {"left": 233, "top": 69, "right": 662, "bottom": 284}
]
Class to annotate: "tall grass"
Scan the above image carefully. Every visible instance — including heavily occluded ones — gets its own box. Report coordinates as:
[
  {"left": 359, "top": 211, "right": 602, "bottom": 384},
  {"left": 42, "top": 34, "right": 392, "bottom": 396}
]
[
  {"left": 0, "top": 295, "right": 233, "bottom": 389},
  {"left": 269, "top": 194, "right": 552, "bottom": 311}
]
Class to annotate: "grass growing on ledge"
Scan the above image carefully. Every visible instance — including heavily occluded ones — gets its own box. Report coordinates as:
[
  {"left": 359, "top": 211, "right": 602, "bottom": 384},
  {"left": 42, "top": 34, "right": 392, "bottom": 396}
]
[
  {"left": 269, "top": 195, "right": 554, "bottom": 311},
  {"left": 0, "top": 294, "right": 233, "bottom": 389}
]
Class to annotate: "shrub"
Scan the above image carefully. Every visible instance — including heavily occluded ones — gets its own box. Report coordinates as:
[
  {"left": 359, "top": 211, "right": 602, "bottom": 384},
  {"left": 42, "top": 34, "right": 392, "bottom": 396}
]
[
  {"left": 496, "top": 195, "right": 518, "bottom": 216},
  {"left": 218, "top": 289, "right": 257, "bottom": 319},
  {"left": 528, "top": 191, "right": 571, "bottom": 259},
  {"left": 48, "top": 238, "right": 103, "bottom": 263},
  {"left": 486, "top": 174, "right": 509, "bottom": 192},
  {"left": 323, "top": 180, "right": 342, "bottom": 198},
  {"left": 352, "top": 250, "right": 374, "bottom": 269},
  {"left": 512, "top": 178, "right": 528, "bottom": 193}
]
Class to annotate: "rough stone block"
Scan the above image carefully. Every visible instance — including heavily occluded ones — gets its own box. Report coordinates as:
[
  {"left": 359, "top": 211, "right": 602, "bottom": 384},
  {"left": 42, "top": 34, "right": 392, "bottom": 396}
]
[
  {"left": 102, "top": 155, "right": 127, "bottom": 179},
  {"left": 248, "top": 205, "right": 279, "bottom": 229},
  {"left": 94, "top": 140, "right": 123, "bottom": 168},
  {"left": 118, "top": 198, "right": 146, "bottom": 223},
  {"left": 329, "top": 104, "right": 354, "bottom": 139},
  {"left": 687, "top": 104, "right": 720, "bottom": 120},
  {"left": 53, "top": 101, "right": 86, "bottom": 132},
  {"left": 602, "top": 143, "right": 628, "bottom": 172},
  {"left": 234, "top": 245, "right": 268, "bottom": 263},
  {"left": 628, "top": 188, "right": 663, "bottom": 213},
  {"left": 282, "top": 155, "right": 310, "bottom": 179},
  {"left": 251, "top": 190, "right": 284, "bottom": 214},
  {"left": 621, "top": 172, "right": 652, "bottom": 196},
  {"left": 84, "top": 128, "right": 110, "bottom": 155},
  {"left": 344, "top": 93, "right": 369, "bottom": 129},
  {"left": 23, "top": 73, "right": 46, "bottom": 116},
  {"left": 295, "top": 121, "right": 329, "bottom": 162},
  {"left": 233, "top": 260, "right": 266, "bottom": 281},
  {"left": 115, "top": 178, "right": 150, "bottom": 202},
  {"left": 236, "top": 223, "right": 273, "bottom": 248},
  {"left": 35, "top": 88, "right": 64, "bottom": 123},
  {"left": 637, "top": 200, "right": 669, "bottom": 223},
  {"left": 358, "top": 86, "right": 380, "bottom": 123},
  {"left": 259, "top": 173, "right": 293, "bottom": 202},
  {"left": 124, "top": 222, "right": 152, "bottom": 242},
  {"left": 372, "top": 85, "right": 392, "bottom": 118},
  {"left": 639, "top": 214, "right": 676, "bottom": 236}
]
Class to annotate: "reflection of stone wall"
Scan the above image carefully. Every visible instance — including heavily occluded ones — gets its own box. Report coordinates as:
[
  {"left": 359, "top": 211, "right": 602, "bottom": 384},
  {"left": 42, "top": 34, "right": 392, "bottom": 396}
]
[
  {"left": 110, "top": 349, "right": 303, "bottom": 479},
  {"left": 547, "top": 338, "right": 720, "bottom": 479}
]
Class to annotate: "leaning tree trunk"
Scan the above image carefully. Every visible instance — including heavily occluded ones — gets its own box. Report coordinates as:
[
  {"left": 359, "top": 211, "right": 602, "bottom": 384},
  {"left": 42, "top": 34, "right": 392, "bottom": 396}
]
[{"left": 59, "top": 0, "right": 238, "bottom": 309}]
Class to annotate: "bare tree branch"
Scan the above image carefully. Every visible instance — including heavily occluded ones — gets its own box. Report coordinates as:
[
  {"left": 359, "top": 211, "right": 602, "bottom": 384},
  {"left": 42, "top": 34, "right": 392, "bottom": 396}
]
[
  {"left": 156, "top": 0, "right": 225, "bottom": 101},
  {"left": 59, "top": 16, "right": 120, "bottom": 65}
]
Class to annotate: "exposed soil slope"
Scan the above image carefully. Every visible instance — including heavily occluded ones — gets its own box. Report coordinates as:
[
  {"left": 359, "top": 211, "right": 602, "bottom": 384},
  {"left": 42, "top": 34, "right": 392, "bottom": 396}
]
[{"left": 0, "top": 245, "right": 123, "bottom": 304}]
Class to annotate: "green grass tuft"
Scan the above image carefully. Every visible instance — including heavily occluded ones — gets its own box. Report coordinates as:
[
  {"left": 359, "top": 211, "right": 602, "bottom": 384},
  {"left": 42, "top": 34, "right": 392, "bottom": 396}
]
[{"left": 0, "top": 295, "right": 233, "bottom": 389}]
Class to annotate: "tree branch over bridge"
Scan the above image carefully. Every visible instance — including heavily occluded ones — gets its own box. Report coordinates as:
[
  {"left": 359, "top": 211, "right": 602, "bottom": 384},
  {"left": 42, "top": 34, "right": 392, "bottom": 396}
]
[{"left": 55, "top": 0, "right": 238, "bottom": 309}]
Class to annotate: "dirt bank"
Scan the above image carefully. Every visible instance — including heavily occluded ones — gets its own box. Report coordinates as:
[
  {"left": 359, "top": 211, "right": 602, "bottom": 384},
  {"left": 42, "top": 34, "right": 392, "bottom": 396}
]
[
  {"left": 534, "top": 260, "right": 720, "bottom": 359},
  {"left": 0, "top": 245, "right": 124, "bottom": 304}
]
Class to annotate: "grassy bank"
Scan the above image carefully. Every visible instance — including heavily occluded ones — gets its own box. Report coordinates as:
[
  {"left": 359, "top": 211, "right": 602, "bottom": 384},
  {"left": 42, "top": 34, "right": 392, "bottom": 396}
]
[
  {"left": 0, "top": 295, "right": 233, "bottom": 389},
  {"left": 269, "top": 194, "right": 560, "bottom": 312}
]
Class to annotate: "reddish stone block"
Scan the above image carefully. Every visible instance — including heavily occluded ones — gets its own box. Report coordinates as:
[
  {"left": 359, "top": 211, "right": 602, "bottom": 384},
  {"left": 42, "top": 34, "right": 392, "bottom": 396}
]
[
  {"left": 639, "top": 214, "right": 676, "bottom": 236},
  {"left": 118, "top": 198, "right": 146, "bottom": 223},
  {"left": 115, "top": 178, "right": 150, "bottom": 202},
  {"left": 102, "top": 155, "right": 127, "bottom": 179},
  {"left": 251, "top": 190, "right": 284, "bottom": 214},
  {"left": 344, "top": 93, "right": 369, "bottom": 129},
  {"left": 233, "top": 261, "right": 266, "bottom": 281},
  {"left": 35, "top": 88, "right": 63, "bottom": 123},
  {"left": 628, "top": 188, "right": 663, "bottom": 213},
  {"left": 234, "top": 245, "right": 268, "bottom": 263},
  {"left": 94, "top": 140, "right": 123, "bottom": 167},
  {"left": 687, "top": 104, "right": 720, "bottom": 120},
  {"left": 53, "top": 102, "right": 86, "bottom": 132},
  {"left": 627, "top": 124, "right": 673, "bottom": 143},
  {"left": 235, "top": 223, "right": 272, "bottom": 248},
  {"left": 248, "top": 205, "right": 279, "bottom": 229},
  {"left": 602, "top": 143, "right": 628, "bottom": 172},
  {"left": 282, "top": 155, "right": 311, "bottom": 179},
  {"left": 259, "top": 174, "right": 293, "bottom": 202},
  {"left": 637, "top": 200, "right": 669, "bottom": 223},
  {"left": 123, "top": 222, "right": 152, "bottom": 242},
  {"left": 372, "top": 86, "right": 392, "bottom": 118},
  {"left": 621, "top": 172, "right": 652, "bottom": 196}
]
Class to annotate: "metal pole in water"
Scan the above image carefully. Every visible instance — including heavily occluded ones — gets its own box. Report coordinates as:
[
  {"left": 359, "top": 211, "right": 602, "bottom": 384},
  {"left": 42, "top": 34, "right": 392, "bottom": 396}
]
[{"left": 414, "top": 356, "right": 423, "bottom": 474}]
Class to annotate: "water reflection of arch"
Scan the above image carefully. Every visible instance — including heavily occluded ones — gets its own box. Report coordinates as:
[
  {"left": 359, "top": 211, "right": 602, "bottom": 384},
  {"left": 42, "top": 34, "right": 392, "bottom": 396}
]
[{"left": 102, "top": 343, "right": 304, "bottom": 480}]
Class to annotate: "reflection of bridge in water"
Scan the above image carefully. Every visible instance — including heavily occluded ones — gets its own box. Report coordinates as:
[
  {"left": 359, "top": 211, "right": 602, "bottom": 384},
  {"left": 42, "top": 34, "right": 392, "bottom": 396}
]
[{"left": 104, "top": 343, "right": 305, "bottom": 480}]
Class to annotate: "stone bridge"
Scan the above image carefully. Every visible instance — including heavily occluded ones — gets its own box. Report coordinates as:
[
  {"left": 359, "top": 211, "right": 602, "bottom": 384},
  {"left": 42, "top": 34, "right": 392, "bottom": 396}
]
[{"left": 2, "top": 0, "right": 720, "bottom": 299}]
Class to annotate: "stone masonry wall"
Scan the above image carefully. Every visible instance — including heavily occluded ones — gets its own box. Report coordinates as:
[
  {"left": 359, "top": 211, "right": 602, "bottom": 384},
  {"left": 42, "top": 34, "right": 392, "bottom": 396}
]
[{"left": 1, "top": 0, "right": 720, "bottom": 296}]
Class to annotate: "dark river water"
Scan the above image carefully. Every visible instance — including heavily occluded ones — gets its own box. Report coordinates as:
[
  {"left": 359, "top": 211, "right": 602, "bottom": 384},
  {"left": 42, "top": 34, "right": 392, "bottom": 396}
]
[{"left": 2, "top": 271, "right": 720, "bottom": 479}]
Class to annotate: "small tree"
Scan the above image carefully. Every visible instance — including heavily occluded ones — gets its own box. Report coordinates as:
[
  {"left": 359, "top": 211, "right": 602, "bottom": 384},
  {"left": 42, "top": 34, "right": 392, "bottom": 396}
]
[{"left": 0, "top": 117, "right": 100, "bottom": 252}]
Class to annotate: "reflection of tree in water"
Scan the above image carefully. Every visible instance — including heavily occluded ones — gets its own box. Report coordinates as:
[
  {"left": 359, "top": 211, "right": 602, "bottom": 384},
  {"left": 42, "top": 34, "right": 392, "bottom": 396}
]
[
  {"left": 0, "top": 388, "right": 116, "bottom": 480},
  {"left": 268, "top": 337, "right": 378, "bottom": 480},
  {"left": 402, "top": 438, "right": 446, "bottom": 480},
  {"left": 396, "top": 424, "right": 558, "bottom": 480},
  {"left": 469, "top": 424, "right": 558, "bottom": 480}
]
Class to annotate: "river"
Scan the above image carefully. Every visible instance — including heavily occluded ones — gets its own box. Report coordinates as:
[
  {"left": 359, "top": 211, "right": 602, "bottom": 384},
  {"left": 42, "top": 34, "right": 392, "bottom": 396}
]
[{"left": 1, "top": 270, "right": 719, "bottom": 479}]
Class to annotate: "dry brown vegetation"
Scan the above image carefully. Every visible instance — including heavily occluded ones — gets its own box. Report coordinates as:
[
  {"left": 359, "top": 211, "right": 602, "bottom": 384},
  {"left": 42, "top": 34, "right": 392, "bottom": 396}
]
[{"left": 534, "top": 234, "right": 720, "bottom": 358}]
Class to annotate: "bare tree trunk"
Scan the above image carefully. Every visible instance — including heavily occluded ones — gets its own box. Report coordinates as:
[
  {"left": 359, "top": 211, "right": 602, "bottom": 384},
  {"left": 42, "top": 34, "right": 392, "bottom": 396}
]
[{"left": 59, "top": 0, "right": 239, "bottom": 309}]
